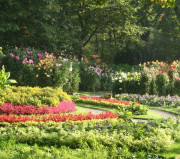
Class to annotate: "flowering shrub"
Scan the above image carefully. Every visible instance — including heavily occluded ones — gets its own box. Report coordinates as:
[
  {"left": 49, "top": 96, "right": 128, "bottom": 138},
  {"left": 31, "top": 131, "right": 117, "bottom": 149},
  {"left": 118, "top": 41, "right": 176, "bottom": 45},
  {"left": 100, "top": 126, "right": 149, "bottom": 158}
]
[
  {"left": 0, "top": 86, "right": 71, "bottom": 107},
  {"left": 0, "top": 101, "right": 76, "bottom": 115},
  {"left": 2, "top": 47, "right": 80, "bottom": 93},
  {"left": 112, "top": 71, "right": 140, "bottom": 95},
  {"left": 0, "top": 111, "right": 119, "bottom": 123},
  {"left": 112, "top": 60, "right": 180, "bottom": 96},
  {"left": 79, "top": 55, "right": 113, "bottom": 91},
  {"left": 75, "top": 96, "right": 148, "bottom": 115},
  {"left": 115, "top": 94, "right": 180, "bottom": 108}
]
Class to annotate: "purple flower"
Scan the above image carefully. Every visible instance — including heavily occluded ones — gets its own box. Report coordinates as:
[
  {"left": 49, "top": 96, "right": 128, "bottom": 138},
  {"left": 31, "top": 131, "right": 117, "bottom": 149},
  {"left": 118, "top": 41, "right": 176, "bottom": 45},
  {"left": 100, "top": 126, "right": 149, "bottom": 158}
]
[{"left": 16, "top": 56, "right": 20, "bottom": 61}]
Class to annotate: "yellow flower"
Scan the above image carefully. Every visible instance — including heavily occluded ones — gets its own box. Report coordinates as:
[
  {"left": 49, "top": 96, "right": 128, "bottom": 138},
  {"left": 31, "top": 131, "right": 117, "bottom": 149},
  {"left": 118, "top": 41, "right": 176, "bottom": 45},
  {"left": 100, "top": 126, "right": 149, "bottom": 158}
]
[
  {"left": 38, "top": 68, "right": 41, "bottom": 70},
  {"left": 36, "top": 74, "right": 39, "bottom": 78}
]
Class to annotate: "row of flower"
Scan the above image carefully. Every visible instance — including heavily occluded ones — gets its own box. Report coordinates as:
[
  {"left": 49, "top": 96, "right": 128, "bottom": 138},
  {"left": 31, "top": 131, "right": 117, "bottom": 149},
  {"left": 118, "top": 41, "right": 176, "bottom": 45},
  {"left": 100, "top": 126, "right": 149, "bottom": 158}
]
[
  {"left": 0, "top": 111, "right": 118, "bottom": 123},
  {"left": 112, "top": 60, "right": 180, "bottom": 96},
  {"left": 75, "top": 96, "right": 148, "bottom": 115},
  {"left": 115, "top": 94, "right": 180, "bottom": 108},
  {"left": 1, "top": 47, "right": 113, "bottom": 93},
  {"left": 0, "top": 101, "right": 76, "bottom": 115}
]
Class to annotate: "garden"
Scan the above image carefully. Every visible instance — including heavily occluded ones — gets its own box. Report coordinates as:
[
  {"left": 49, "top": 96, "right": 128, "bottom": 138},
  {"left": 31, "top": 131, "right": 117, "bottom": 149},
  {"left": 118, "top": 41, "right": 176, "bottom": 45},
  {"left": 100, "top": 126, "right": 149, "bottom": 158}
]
[
  {"left": 0, "top": 46, "right": 179, "bottom": 158},
  {"left": 0, "top": 0, "right": 180, "bottom": 158}
]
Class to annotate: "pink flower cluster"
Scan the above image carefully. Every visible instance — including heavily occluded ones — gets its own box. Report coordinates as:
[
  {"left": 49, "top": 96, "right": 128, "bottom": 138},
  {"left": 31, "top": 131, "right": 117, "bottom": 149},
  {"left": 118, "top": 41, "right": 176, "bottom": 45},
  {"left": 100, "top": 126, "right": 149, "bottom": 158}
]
[
  {"left": 10, "top": 53, "right": 20, "bottom": 61},
  {"left": 0, "top": 101, "right": 76, "bottom": 115}
]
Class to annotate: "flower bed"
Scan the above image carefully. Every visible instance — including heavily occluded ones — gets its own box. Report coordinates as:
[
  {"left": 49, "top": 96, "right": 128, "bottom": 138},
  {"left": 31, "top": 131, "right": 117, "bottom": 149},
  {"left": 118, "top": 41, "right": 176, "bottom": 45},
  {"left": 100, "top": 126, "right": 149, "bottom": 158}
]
[
  {"left": 0, "top": 101, "right": 76, "bottom": 115},
  {"left": 0, "top": 111, "right": 119, "bottom": 123},
  {"left": 75, "top": 96, "right": 148, "bottom": 115},
  {"left": 0, "top": 86, "right": 71, "bottom": 107},
  {"left": 115, "top": 94, "right": 180, "bottom": 108}
]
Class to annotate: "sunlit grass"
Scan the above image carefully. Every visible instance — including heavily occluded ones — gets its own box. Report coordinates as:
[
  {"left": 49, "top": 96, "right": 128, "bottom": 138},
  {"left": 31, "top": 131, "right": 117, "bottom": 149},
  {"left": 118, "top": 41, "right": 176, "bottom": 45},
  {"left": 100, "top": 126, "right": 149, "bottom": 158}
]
[{"left": 159, "top": 142, "right": 180, "bottom": 158}]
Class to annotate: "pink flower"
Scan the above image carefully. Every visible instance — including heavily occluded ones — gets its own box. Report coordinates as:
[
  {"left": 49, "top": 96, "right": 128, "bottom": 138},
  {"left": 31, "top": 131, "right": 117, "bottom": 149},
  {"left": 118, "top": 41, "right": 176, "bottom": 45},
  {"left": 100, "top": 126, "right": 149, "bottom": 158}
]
[
  {"left": 37, "top": 53, "right": 42, "bottom": 60},
  {"left": 28, "top": 59, "right": 34, "bottom": 64},
  {"left": 44, "top": 51, "right": 48, "bottom": 55},
  {"left": 16, "top": 56, "right": 20, "bottom": 60},
  {"left": 10, "top": 53, "right": 14, "bottom": 58},
  {"left": 14, "top": 46, "right": 18, "bottom": 50},
  {"left": 22, "top": 58, "right": 27, "bottom": 64}
]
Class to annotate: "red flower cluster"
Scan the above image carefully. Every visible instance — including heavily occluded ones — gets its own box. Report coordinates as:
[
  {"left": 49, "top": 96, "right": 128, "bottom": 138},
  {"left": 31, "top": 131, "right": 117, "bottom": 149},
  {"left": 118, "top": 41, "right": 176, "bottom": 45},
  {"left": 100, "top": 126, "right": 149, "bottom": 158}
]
[
  {"left": 0, "top": 111, "right": 119, "bottom": 123},
  {"left": 80, "top": 96, "right": 131, "bottom": 105},
  {"left": 0, "top": 101, "right": 76, "bottom": 115}
]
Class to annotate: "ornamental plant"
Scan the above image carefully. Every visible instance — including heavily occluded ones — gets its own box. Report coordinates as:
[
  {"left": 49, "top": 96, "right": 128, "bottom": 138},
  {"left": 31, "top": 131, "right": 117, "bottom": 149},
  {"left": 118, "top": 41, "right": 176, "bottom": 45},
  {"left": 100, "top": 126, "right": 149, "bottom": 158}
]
[
  {"left": 115, "top": 93, "right": 180, "bottom": 108},
  {"left": 112, "top": 71, "right": 140, "bottom": 95},
  {"left": 0, "top": 111, "right": 119, "bottom": 123},
  {"left": 0, "top": 101, "right": 76, "bottom": 115},
  {"left": 0, "top": 86, "right": 71, "bottom": 107},
  {"left": 75, "top": 96, "right": 148, "bottom": 115},
  {"left": 0, "top": 65, "right": 17, "bottom": 89},
  {"left": 79, "top": 55, "right": 113, "bottom": 91},
  {"left": 112, "top": 60, "right": 180, "bottom": 96}
]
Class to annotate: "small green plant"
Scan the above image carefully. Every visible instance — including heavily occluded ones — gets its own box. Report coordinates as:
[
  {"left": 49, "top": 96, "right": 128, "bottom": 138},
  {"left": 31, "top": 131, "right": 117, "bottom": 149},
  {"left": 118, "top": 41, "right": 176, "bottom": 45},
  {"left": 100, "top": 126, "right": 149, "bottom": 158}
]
[
  {"left": 116, "top": 106, "right": 133, "bottom": 120},
  {"left": 0, "top": 65, "right": 17, "bottom": 89}
]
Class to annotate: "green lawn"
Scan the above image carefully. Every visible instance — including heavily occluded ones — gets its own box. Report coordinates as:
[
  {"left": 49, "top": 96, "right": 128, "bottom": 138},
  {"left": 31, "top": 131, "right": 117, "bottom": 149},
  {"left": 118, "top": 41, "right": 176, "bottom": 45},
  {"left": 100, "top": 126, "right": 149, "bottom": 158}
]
[
  {"left": 66, "top": 106, "right": 89, "bottom": 115},
  {"left": 159, "top": 142, "right": 180, "bottom": 158}
]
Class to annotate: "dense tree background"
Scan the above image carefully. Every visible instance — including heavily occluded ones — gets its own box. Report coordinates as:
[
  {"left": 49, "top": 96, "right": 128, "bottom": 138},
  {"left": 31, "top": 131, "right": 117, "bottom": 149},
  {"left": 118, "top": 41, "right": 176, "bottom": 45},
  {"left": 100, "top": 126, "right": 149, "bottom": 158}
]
[{"left": 0, "top": 0, "right": 179, "bottom": 64}]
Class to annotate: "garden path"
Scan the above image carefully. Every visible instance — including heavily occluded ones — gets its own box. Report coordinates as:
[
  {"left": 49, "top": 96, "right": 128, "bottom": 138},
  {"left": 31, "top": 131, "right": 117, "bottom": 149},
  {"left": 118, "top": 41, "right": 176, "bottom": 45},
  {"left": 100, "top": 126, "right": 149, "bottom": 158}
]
[
  {"left": 79, "top": 106, "right": 178, "bottom": 119},
  {"left": 150, "top": 109, "right": 177, "bottom": 119}
]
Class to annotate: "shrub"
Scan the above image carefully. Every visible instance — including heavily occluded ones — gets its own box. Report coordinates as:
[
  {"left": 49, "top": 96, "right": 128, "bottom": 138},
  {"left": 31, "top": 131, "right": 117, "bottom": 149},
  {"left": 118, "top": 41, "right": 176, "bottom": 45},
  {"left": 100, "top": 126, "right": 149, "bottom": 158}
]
[
  {"left": 112, "top": 72, "right": 140, "bottom": 95},
  {"left": 79, "top": 56, "right": 113, "bottom": 92},
  {"left": 55, "top": 60, "right": 80, "bottom": 94},
  {"left": 0, "top": 86, "right": 71, "bottom": 107}
]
